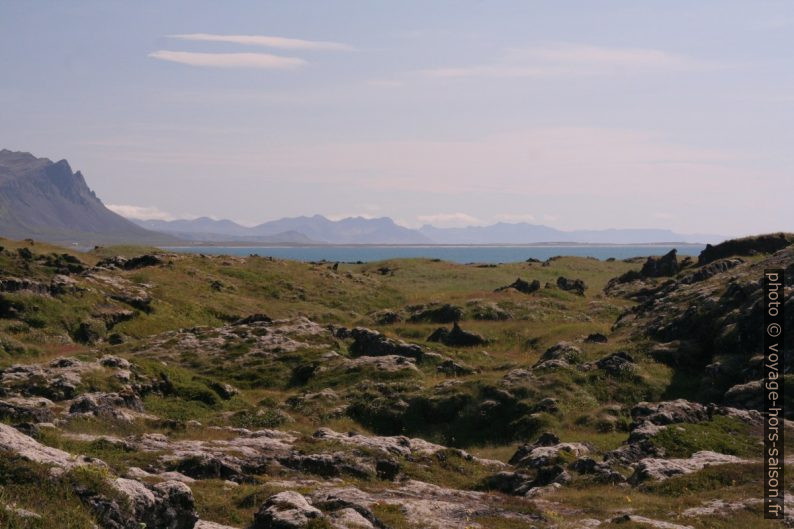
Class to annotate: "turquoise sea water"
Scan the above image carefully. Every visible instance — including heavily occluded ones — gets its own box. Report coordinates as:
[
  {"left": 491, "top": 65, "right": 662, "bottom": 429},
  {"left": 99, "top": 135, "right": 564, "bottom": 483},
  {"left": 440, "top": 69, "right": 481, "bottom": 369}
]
[{"left": 165, "top": 244, "right": 704, "bottom": 264}]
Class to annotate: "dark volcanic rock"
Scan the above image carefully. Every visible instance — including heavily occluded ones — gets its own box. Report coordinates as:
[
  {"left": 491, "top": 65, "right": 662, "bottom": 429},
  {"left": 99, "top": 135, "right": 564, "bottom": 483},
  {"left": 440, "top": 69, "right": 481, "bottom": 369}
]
[
  {"left": 640, "top": 249, "right": 679, "bottom": 278},
  {"left": 97, "top": 254, "right": 164, "bottom": 270},
  {"left": 281, "top": 452, "right": 375, "bottom": 479},
  {"left": 613, "top": 243, "right": 793, "bottom": 412},
  {"left": 698, "top": 232, "right": 794, "bottom": 265},
  {"left": 680, "top": 257, "right": 744, "bottom": 284},
  {"left": 234, "top": 313, "right": 273, "bottom": 325},
  {"left": 437, "top": 359, "right": 475, "bottom": 376},
  {"left": 0, "top": 277, "right": 51, "bottom": 295},
  {"left": 556, "top": 276, "right": 587, "bottom": 295},
  {"left": 584, "top": 333, "right": 608, "bottom": 343},
  {"left": 569, "top": 457, "right": 624, "bottom": 483},
  {"left": 371, "top": 310, "right": 401, "bottom": 325},
  {"left": 349, "top": 327, "right": 424, "bottom": 360},
  {"left": 482, "top": 465, "right": 569, "bottom": 496},
  {"left": 495, "top": 278, "right": 541, "bottom": 294},
  {"left": 0, "top": 398, "right": 54, "bottom": 423},
  {"left": 481, "top": 471, "right": 533, "bottom": 494},
  {"left": 427, "top": 322, "right": 487, "bottom": 347},
  {"left": 595, "top": 351, "right": 636, "bottom": 376},
  {"left": 172, "top": 454, "right": 244, "bottom": 482},
  {"left": 408, "top": 303, "right": 463, "bottom": 323}
]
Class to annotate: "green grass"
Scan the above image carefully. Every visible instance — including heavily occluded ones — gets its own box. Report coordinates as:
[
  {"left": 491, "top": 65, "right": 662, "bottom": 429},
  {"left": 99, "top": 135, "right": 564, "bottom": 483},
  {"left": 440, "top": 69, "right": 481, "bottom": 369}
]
[
  {"left": 0, "top": 455, "right": 107, "bottom": 529},
  {"left": 370, "top": 503, "right": 420, "bottom": 529},
  {"left": 648, "top": 416, "right": 760, "bottom": 458}
]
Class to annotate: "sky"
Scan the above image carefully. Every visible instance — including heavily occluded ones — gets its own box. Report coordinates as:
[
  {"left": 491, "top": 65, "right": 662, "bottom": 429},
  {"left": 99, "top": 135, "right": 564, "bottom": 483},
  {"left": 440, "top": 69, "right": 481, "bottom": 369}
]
[{"left": 1, "top": 1, "right": 792, "bottom": 237}]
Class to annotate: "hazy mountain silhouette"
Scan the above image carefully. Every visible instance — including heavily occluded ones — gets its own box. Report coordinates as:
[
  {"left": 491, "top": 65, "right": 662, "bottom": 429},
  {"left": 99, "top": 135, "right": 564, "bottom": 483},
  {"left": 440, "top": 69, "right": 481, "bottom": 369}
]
[
  {"left": 139, "top": 216, "right": 722, "bottom": 244},
  {"left": 136, "top": 215, "right": 433, "bottom": 244},
  {"left": 0, "top": 149, "right": 724, "bottom": 247}
]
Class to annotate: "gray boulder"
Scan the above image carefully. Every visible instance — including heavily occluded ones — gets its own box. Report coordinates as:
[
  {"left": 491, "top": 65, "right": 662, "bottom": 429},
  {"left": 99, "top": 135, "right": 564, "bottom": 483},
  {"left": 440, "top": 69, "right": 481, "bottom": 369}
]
[{"left": 251, "top": 491, "right": 324, "bottom": 529}]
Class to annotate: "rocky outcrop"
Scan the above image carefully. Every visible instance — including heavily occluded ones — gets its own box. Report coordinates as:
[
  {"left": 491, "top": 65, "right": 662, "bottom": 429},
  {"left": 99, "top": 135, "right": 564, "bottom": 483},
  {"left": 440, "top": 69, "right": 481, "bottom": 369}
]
[
  {"left": 466, "top": 300, "right": 512, "bottom": 320},
  {"left": 640, "top": 249, "right": 679, "bottom": 278},
  {"left": 371, "top": 310, "right": 401, "bottom": 325},
  {"left": 698, "top": 232, "right": 794, "bottom": 265},
  {"left": 112, "top": 478, "right": 199, "bottom": 529},
  {"left": 481, "top": 465, "right": 570, "bottom": 496},
  {"left": 0, "top": 396, "right": 54, "bottom": 423},
  {"left": 427, "top": 322, "right": 487, "bottom": 347},
  {"left": 86, "top": 272, "right": 154, "bottom": 313},
  {"left": 349, "top": 328, "right": 425, "bottom": 360},
  {"left": 0, "top": 277, "right": 51, "bottom": 295},
  {"left": 594, "top": 351, "right": 636, "bottom": 376},
  {"left": 407, "top": 304, "right": 463, "bottom": 323},
  {"left": 533, "top": 342, "right": 582, "bottom": 370},
  {"left": 569, "top": 457, "right": 624, "bottom": 483},
  {"left": 556, "top": 276, "right": 587, "bottom": 295},
  {"left": 234, "top": 313, "right": 273, "bottom": 326},
  {"left": 723, "top": 379, "right": 763, "bottom": 410},
  {"left": 281, "top": 452, "right": 375, "bottom": 479},
  {"left": 612, "top": 245, "right": 793, "bottom": 412},
  {"left": 96, "top": 254, "right": 164, "bottom": 270},
  {"left": 0, "top": 422, "right": 88, "bottom": 468},
  {"left": 584, "top": 332, "right": 608, "bottom": 343},
  {"left": 630, "top": 400, "right": 708, "bottom": 427},
  {"left": 344, "top": 355, "right": 419, "bottom": 373},
  {"left": 0, "top": 356, "right": 135, "bottom": 402},
  {"left": 679, "top": 257, "right": 743, "bottom": 284},
  {"left": 509, "top": 432, "right": 588, "bottom": 468},
  {"left": 69, "top": 391, "right": 145, "bottom": 421},
  {"left": 251, "top": 491, "right": 323, "bottom": 529},
  {"left": 629, "top": 451, "right": 744, "bottom": 483},
  {"left": 436, "top": 359, "right": 475, "bottom": 376},
  {"left": 495, "top": 278, "right": 540, "bottom": 294}
]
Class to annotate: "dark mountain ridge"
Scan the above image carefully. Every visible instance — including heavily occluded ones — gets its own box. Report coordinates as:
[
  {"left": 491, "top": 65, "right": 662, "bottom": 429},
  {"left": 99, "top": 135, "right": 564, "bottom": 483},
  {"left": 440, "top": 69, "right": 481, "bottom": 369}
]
[{"left": 0, "top": 150, "right": 176, "bottom": 246}]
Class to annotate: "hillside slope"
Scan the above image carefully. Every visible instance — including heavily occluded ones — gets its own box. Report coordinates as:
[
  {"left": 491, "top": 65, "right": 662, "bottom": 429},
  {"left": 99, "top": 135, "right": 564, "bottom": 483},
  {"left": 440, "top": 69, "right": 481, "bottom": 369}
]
[{"left": 0, "top": 235, "right": 790, "bottom": 528}]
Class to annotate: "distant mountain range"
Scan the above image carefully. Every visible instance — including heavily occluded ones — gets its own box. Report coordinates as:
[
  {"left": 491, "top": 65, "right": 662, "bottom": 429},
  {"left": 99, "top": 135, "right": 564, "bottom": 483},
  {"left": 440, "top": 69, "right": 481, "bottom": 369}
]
[
  {"left": 135, "top": 215, "right": 432, "bottom": 244},
  {"left": 0, "top": 150, "right": 175, "bottom": 246},
  {"left": 0, "top": 149, "right": 725, "bottom": 246},
  {"left": 135, "top": 215, "right": 724, "bottom": 245}
]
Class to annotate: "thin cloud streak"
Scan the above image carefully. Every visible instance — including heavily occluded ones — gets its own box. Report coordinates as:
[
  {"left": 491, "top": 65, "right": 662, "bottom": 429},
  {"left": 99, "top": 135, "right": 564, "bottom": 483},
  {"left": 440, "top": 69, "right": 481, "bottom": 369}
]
[
  {"left": 417, "top": 212, "right": 484, "bottom": 227},
  {"left": 168, "top": 33, "right": 354, "bottom": 51},
  {"left": 422, "top": 43, "right": 705, "bottom": 79},
  {"left": 148, "top": 50, "right": 306, "bottom": 69},
  {"left": 107, "top": 204, "right": 177, "bottom": 221}
]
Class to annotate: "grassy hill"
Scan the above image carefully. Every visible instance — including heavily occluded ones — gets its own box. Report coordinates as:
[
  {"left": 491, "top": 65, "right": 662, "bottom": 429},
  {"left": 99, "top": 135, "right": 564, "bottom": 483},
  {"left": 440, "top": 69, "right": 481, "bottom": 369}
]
[{"left": 0, "top": 235, "right": 791, "bottom": 528}]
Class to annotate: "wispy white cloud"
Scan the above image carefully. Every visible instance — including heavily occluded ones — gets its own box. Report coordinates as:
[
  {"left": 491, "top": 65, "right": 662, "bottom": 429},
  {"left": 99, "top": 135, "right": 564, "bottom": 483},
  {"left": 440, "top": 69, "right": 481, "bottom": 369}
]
[
  {"left": 422, "top": 43, "right": 705, "bottom": 79},
  {"left": 107, "top": 204, "right": 177, "bottom": 221},
  {"left": 494, "top": 213, "right": 537, "bottom": 223},
  {"left": 148, "top": 50, "right": 305, "bottom": 69},
  {"left": 168, "top": 33, "right": 354, "bottom": 51},
  {"left": 416, "top": 212, "right": 483, "bottom": 227}
]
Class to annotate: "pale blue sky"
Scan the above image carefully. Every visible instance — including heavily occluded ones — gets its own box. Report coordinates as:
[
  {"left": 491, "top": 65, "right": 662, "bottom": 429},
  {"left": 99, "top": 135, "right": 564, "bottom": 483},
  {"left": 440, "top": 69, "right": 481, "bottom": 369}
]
[{"left": 1, "top": 1, "right": 792, "bottom": 236}]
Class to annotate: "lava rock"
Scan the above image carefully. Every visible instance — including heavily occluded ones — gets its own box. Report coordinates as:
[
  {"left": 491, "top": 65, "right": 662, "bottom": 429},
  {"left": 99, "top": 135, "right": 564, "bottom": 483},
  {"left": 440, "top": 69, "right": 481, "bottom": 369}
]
[{"left": 556, "top": 276, "right": 587, "bottom": 295}]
